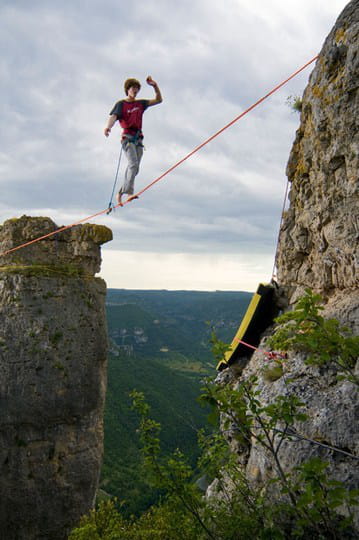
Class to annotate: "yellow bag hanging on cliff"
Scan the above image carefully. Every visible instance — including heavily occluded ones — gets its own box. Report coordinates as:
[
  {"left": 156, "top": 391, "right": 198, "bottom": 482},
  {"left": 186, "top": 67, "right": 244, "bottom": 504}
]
[{"left": 217, "top": 283, "right": 279, "bottom": 371}]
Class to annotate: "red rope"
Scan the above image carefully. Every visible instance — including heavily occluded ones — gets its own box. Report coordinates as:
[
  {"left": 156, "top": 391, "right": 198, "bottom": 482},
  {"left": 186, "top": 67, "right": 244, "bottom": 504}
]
[
  {"left": 233, "top": 336, "right": 286, "bottom": 361},
  {"left": 0, "top": 55, "right": 318, "bottom": 258},
  {"left": 134, "top": 55, "right": 318, "bottom": 199}
]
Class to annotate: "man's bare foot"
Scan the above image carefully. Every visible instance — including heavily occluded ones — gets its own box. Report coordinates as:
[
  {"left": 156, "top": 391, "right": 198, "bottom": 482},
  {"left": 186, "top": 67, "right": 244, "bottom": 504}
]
[
  {"left": 116, "top": 190, "right": 123, "bottom": 207},
  {"left": 126, "top": 195, "right": 139, "bottom": 203}
]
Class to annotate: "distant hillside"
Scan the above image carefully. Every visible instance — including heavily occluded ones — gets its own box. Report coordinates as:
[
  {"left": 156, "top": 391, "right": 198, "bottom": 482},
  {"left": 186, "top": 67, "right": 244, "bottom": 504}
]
[
  {"left": 102, "top": 289, "right": 253, "bottom": 515},
  {"left": 106, "top": 289, "right": 253, "bottom": 369}
]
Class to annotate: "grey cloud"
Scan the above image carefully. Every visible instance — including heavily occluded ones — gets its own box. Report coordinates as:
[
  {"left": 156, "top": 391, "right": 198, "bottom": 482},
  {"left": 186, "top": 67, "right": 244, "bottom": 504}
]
[{"left": 0, "top": 0, "right": 348, "bottom": 288}]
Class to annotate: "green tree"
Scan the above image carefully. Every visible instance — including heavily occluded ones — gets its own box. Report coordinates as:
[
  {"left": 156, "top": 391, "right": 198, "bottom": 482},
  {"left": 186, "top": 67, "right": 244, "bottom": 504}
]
[{"left": 267, "top": 289, "right": 359, "bottom": 385}]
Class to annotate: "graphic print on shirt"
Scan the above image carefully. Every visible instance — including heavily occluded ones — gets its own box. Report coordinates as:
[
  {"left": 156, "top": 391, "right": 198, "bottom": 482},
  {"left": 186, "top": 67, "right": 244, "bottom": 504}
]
[{"left": 110, "top": 100, "right": 149, "bottom": 135}]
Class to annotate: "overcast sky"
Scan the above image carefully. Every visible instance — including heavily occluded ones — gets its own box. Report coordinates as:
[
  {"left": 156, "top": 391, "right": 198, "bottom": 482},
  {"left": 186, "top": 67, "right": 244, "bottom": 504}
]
[{"left": 0, "top": 0, "right": 348, "bottom": 291}]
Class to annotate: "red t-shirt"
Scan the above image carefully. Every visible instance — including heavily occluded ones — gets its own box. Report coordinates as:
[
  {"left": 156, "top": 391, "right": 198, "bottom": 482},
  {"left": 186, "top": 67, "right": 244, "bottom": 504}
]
[{"left": 110, "top": 99, "right": 149, "bottom": 136}]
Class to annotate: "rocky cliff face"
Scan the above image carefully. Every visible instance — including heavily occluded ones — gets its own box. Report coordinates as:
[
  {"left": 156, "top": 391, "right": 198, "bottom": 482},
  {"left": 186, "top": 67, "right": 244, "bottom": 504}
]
[
  {"left": 0, "top": 216, "right": 112, "bottom": 540},
  {"left": 276, "top": 0, "right": 359, "bottom": 330},
  {"left": 213, "top": 0, "right": 358, "bottom": 527}
]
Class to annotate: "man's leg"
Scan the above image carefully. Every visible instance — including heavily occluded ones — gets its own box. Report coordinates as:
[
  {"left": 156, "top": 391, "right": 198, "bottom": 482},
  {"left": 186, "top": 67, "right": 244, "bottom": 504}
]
[
  {"left": 117, "top": 143, "right": 143, "bottom": 205},
  {"left": 123, "top": 143, "right": 143, "bottom": 195}
]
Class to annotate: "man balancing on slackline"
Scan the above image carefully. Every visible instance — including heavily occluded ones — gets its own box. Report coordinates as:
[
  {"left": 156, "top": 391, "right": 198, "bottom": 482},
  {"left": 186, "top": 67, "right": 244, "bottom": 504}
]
[{"left": 104, "top": 76, "right": 163, "bottom": 206}]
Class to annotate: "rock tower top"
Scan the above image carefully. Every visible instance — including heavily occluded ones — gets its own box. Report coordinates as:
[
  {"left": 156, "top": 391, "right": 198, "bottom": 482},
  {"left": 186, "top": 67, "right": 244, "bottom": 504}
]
[{"left": 0, "top": 215, "right": 113, "bottom": 276}]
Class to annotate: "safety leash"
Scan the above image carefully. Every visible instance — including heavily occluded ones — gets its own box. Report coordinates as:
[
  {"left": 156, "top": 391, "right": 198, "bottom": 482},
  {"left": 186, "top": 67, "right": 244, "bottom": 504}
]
[{"left": 106, "top": 146, "right": 123, "bottom": 214}]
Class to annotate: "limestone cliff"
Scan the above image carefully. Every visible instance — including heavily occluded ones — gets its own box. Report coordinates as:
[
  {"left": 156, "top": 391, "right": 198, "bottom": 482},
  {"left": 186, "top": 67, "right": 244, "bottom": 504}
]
[
  {"left": 277, "top": 0, "right": 359, "bottom": 330},
  {"left": 0, "top": 216, "right": 112, "bottom": 540},
  {"left": 213, "top": 0, "right": 358, "bottom": 527}
]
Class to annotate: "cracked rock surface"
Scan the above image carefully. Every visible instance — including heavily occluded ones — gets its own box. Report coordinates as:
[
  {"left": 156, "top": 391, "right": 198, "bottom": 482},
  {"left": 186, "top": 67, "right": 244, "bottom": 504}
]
[
  {"left": 212, "top": 1, "right": 359, "bottom": 529},
  {"left": 0, "top": 216, "right": 112, "bottom": 540}
]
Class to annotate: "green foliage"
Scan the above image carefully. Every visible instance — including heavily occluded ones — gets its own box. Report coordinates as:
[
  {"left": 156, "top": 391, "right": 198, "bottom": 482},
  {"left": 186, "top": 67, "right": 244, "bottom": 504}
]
[
  {"left": 0, "top": 263, "right": 86, "bottom": 278},
  {"left": 68, "top": 499, "right": 127, "bottom": 540},
  {"left": 128, "top": 498, "right": 203, "bottom": 540},
  {"left": 209, "top": 326, "right": 232, "bottom": 365},
  {"left": 130, "top": 390, "right": 162, "bottom": 476},
  {"left": 286, "top": 94, "right": 302, "bottom": 112},
  {"left": 290, "top": 458, "right": 359, "bottom": 538},
  {"left": 72, "top": 291, "right": 358, "bottom": 539},
  {"left": 130, "top": 391, "right": 212, "bottom": 537},
  {"left": 101, "top": 351, "right": 209, "bottom": 516},
  {"left": 70, "top": 497, "right": 202, "bottom": 540},
  {"left": 73, "top": 380, "right": 357, "bottom": 539},
  {"left": 200, "top": 375, "right": 308, "bottom": 504},
  {"left": 268, "top": 289, "right": 359, "bottom": 385}
]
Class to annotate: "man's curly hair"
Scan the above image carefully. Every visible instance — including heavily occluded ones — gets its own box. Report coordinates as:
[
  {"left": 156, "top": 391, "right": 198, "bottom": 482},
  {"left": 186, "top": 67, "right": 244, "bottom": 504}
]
[{"left": 124, "top": 78, "right": 141, "bottom": 95}]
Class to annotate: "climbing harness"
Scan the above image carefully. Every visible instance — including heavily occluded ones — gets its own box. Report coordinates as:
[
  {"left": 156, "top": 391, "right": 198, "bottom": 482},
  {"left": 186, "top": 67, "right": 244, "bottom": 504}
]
[
  {"left": 122, "top": 130, "right": 144, "bottom": 147},
  {"left": 0, "top": 55, "right": 319, "bottom": 259},
  {"left": 106, "top": 146, "right": 123, "bottom": 215}
]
